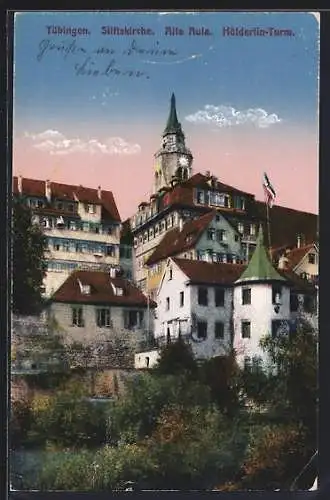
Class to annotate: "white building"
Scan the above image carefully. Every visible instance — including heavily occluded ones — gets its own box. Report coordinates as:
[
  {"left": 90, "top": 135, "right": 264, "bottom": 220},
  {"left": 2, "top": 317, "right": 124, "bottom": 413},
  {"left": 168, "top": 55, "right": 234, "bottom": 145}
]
[{"left": 135, "top": 227, "right": 317, "bottom": 371}]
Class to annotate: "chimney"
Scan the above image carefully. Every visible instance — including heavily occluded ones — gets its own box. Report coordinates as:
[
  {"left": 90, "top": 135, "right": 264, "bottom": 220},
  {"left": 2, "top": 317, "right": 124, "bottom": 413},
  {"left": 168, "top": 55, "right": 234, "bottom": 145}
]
[
  {"left": 297, "top": 234, "right": 301, "bottom": 249},
  {"left": 45, "top": 179, "right": 51, "bottom": 202},
  {"left": 97, "top": 186, "right": 102, "bottom": 199},
  {"left": 278, "top": 254, "right": 289, "bottom": 270},
  {"left": 18, "top": 175, "right": 23, "bottom": 195}
]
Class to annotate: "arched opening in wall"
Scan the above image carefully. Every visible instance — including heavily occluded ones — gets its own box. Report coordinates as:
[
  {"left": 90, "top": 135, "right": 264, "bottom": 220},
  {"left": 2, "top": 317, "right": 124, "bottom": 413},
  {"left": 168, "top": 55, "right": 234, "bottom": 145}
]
[{"left": 176, "top": 166, "right": 183, "bottom": 180}]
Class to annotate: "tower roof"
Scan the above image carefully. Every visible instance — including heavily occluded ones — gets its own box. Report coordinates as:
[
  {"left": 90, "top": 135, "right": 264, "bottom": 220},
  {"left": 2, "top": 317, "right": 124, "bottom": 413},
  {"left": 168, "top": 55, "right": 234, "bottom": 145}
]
[
  {"left": 236, "top": 225, "right": 286, "bottom": 284},
  {"left": 164, "top": 93, "right": 183, "bottom": 135}
]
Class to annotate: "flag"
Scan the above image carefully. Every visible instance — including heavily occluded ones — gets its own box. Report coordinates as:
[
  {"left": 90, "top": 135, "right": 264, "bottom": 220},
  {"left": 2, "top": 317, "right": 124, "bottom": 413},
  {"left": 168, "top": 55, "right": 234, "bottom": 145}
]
[{"left": 263, "top": 172, "right": 276, "bottom": 207}]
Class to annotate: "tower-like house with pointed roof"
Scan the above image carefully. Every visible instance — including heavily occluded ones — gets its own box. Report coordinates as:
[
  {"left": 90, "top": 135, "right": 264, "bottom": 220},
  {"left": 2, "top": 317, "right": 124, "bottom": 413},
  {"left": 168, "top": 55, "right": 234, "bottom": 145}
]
[
  {"left": 233, "top": 226, "right": 291, "bottom": 369},
  {"left": 154, "top": 93, "right": 193, "bottom": 193}
]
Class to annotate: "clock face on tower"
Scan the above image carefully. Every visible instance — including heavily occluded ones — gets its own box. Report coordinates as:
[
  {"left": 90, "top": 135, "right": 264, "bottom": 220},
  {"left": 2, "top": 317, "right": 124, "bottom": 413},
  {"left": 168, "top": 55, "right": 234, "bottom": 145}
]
[{"left": 178, "top": 156, "right": 189, "bottom": 167}]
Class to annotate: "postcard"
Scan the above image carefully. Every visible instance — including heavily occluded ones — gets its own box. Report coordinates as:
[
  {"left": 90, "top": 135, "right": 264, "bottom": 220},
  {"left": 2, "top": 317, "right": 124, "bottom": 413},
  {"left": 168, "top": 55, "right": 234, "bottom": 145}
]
[{"left": 10, "top": 10, "right": 319, "bottom": 493}]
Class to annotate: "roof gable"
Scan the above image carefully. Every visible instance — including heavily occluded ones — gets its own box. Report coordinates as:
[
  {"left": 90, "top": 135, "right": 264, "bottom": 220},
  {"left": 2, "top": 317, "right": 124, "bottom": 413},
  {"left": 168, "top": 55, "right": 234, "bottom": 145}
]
[
  {"left": 13, "top": 176, "right": 121, "bottom": 222},
  {"left": 146, "top": 210, "right": 216, "bottom": 265},
  {"left": 51, "top": 270, "right": 156, "bottom": 307}
]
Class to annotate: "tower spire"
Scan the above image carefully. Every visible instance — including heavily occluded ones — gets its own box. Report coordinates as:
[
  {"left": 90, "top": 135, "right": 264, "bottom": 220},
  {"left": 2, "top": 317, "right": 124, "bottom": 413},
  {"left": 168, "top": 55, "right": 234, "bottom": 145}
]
[
  {"left": 164, "top": 93, "right": 183, "bottom": 135},
  {"left": 235, "top": 225, "right": 286, "bottom": 284}
]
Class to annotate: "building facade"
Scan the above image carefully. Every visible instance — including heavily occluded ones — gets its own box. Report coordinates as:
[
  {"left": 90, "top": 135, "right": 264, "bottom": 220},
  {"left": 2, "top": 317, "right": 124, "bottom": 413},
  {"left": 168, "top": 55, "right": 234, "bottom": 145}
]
[
  {"left": 130, "top": 94, "right": 318, "bottom": 294},
  {"left": 135, "top": 228, "right": 317, "bottom": 370},
  {"left": 13, "top": 177, "right": 122, "bottom": 296},
  {"left": 145, "top": 210, "right": 243, "bottom": 300},
  {"left": 49, "top": 269, "right": 156, "bottom": 351}
]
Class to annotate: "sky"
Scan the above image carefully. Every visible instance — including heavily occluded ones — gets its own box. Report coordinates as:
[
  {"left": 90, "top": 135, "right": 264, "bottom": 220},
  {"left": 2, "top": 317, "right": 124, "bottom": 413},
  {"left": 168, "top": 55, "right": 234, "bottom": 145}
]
[{"left": 13, "top": 11, "right": 319, "bottom": 220}]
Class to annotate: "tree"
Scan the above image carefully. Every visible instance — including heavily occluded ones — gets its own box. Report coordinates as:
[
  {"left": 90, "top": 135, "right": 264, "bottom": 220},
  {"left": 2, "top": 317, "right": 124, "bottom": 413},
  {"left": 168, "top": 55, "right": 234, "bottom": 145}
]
[
  {"left": 198, "top": 351, "right": 242, "bottom": 416},
  {"left": 12, "top": 198, "right": 47, "bottom": 315},
  {"left": 259, "top": 320, "right": 318, "bottom": 431},
  {"left": 108, "top": 372, "right": 211, "bottom": 445},
  {"left": 154, "top": 338, "right": 199, "bottom": 378}
]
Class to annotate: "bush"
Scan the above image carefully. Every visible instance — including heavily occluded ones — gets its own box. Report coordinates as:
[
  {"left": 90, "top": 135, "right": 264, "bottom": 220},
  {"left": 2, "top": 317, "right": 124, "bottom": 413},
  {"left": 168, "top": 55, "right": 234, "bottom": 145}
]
[
  {"left": 108, "top": 372, "right": 211, "bottom": 444},
  {"left": 241, "top": 423, "right": 313, "bottom": 490}
]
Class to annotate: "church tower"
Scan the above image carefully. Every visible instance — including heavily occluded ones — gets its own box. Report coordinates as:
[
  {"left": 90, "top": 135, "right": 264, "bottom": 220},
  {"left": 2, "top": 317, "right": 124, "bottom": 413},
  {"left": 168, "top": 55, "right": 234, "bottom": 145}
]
[{"left": 154, "top": 93, "right": 193, "bottom": 193}]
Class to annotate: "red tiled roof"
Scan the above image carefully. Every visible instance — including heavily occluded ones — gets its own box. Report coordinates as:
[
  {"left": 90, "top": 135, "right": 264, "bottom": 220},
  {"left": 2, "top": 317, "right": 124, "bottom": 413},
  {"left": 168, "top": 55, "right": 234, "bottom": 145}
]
[
  {"left": 255, "top": 201, "right": 317, "bottom": 249},
  {"left": 181, "top": 173, "right": 254, "bottom": 196},
  {"left": 278, "top": 269, "right": 316, "bottom": 293},
  {"left": 52, "top": 270, "right": 157, "bottom": 307},
  {"left": 286, "top": 244, "right": 316, "bottom": 270},
  {"left": 146, "top": 211, "right": 216, "bottom": 265},
  {"left": 13, "top": 176, "right": 121, "bottom": 222},
  {"left": 172, "top": 258, "right": 246, "bottom": 285},
  {"left": 172, "top": 258, "right": 316, "bottom": 293}
]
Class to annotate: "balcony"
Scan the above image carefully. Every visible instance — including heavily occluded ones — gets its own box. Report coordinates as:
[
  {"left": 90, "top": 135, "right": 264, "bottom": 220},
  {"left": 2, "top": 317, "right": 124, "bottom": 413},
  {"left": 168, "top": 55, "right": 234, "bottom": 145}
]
[{"left": 241, "top": 234, "right": 257, "bottom": 243}]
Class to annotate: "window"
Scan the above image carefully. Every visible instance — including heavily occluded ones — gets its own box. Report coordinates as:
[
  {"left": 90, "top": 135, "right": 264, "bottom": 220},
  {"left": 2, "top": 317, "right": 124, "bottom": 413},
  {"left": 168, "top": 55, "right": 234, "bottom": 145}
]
[
  {"left": 169, "top": 268, "right": 173, "bottom": 280},
  {"left": 96, "top": 308, "right": 111, "bottom": 328},
  {"left": 197, "top": 321, "right": 207, "bottom": 339},
  {"left": 69, "top": 221, "right": 76, "bottom": 231},
  {"left": 250, "top": 224, "right": 256, "bottom": 236},
  {"left": 290, "top": 294, "right": 299, "bottom": 312},
  {"left": 57, "top": 202, "right": 63, "bottom": 210},
  {"left": 198, "top": 287, "right": 208, "bottom": 306},
  {"left": 54, "top": 242, "right": 61, "bottom": 251},
  {"left": 166, "top": 297, "right": 170, "bottom": 311},
  {"left": 304, "top": 295, "right": 314, "bottom": 313},
  {"left": 272, "top": 285, "right": 282, "bottom": 305},
  {"left": 272, "top": 320, "right": 282, "bottom": 338},
  {"left": 215, "top": 321, "right": 224, "bottom": 339},
  {"left": 207, "top": 228, "right": 216, "bottom": 240},
  {"left": 180, "top": 291, "right": 184, "bottom": 307},
  {"left": 125, "top": 310, "right": 144, "bottom": 329},
  {"left": 217, "top": 230, "right": 226, "bottom": 242},
  {"left": 308, "top": 253, "right": 316, "bottom": 264},
  {"left": 227, "top": 254, "right": 233, "bottom": 264},
  {"left": 242, "top": 288, "right": 251, "bottom": 305},
  {"left": 241, "top": 321, "right": 251, "bottom": 339},
  {"left": 252, "top": 356, "right": 262, "bottom": 372},
  {"left": 106, "top": 245, "right": 115, "bottom": 257},
  {"left": 88, "top": 204, "right": 96, "bottom": 214},
  {"left": 215, "top": 288, "right": 225, "bottom": 307},
  {"left": 197, "top": 190, "right": 204, "bottom": 204},
  {"left": 235, "top": 234, "right": 239, "bottom": 242},
  {"left": 238, "top": 222, "right": 244, "bottom": 234},
  {"left": 244, "top": 356, "right": 251, "bottom": 371},
  {"left": 72, "top": 307, "right": 84, "bottom": 327},
  {"left": 68, "top": 203, "right": 74, "bottom": 212},
  {"left": 37, "top": 200, "right": 43, "bottom": 208}
]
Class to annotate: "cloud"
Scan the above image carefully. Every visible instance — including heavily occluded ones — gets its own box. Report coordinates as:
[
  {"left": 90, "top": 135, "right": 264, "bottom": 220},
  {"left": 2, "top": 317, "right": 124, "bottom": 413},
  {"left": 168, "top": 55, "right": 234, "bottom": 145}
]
[
  {"left": 185, "top": 104, "right": 282, "bottom": 129},
  {"left": 24, "top": 130, "right": 141, "bottom": 155}
]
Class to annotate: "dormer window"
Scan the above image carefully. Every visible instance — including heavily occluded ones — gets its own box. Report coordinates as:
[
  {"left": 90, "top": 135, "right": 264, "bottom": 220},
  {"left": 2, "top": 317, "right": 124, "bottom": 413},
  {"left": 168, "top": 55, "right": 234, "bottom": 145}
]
[
  {"left": 85, "top": 204, "right": 96, "bottom": 214},
  {"left": 197, "top": 190, "right": 205, "bottom": 204},
  {"left": 308, "top": 253, "right": 316, "bottom": 264},
  {"left": 78, "top": 279, "right": 91, "bottom": 295}
]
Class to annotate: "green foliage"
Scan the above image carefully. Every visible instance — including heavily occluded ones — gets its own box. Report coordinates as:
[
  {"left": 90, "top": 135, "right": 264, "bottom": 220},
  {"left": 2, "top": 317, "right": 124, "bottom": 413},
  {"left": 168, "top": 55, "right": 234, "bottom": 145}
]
[
  {"left": 154, "top": 338, "right": 199, "bottom": 378},
  {"left": 241, "top": 423, "right": 313, "bottom": 490},
  {"left": 36, "top": 449, "right": 95, "bottom": 491},
  {"left": 27, "top": 382, "right": 111, "bottom": 449},
  {"left": 259, "top": 326, "right": 317, "bottom": 429},
  {"left": 198, "top": 352, "right": 242, "bottom": 416},
  {"left": 10, "top": 398, "right": 33, "bottom": 449},
  {"left": 108, "top": 372, "right": 211, "bottom": 444},
  {"left": 12, "top": 198, "right": 48, "bottom": 315}
]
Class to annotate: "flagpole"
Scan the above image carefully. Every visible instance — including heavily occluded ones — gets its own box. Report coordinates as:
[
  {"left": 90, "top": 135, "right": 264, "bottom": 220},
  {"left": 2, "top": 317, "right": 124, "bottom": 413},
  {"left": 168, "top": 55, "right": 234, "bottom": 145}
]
[{"left": 266, "top": 202, "right": 272, "bottom": 259}]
